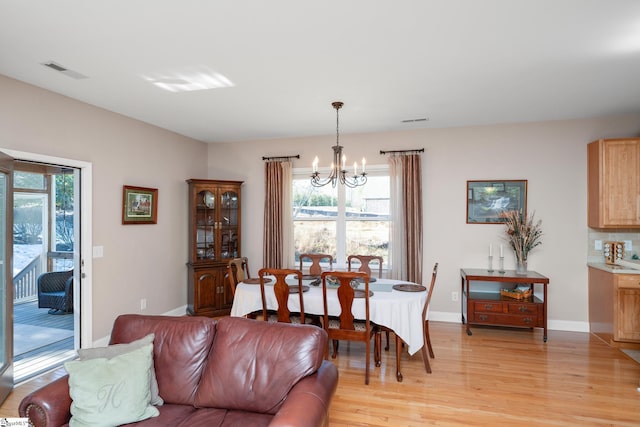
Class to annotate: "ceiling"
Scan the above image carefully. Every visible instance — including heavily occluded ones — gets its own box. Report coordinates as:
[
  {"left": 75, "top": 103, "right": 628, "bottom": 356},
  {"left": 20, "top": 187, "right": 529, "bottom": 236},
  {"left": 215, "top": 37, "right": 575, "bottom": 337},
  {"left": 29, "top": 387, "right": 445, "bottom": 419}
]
[{"left": 2, "top": 1, "right": 640, "bottom": 143}]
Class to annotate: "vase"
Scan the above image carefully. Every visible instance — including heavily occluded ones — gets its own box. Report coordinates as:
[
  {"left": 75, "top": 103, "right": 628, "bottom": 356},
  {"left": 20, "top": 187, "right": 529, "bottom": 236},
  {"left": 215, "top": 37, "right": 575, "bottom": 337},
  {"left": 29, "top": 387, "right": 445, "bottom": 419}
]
[{"left": 515, "top": 260, "right": 528, "bottom": 276}]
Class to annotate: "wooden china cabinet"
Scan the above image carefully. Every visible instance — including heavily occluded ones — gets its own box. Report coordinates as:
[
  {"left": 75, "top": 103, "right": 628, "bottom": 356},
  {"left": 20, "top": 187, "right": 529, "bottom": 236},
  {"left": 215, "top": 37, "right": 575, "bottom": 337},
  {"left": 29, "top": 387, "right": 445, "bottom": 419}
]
[{"left": 186, "top": 179, "right": 243, "bottom": 317}]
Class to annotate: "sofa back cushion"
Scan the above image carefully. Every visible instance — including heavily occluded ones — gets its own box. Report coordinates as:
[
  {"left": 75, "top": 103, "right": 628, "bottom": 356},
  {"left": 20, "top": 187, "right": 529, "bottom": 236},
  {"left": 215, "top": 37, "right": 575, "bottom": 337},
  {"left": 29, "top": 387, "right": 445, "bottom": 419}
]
[
  {"left": 194, "top": 317, "right": 327, "bottom": 414},
  {"left": 110, "top": 314, "right": 216, "bottom": 406}
]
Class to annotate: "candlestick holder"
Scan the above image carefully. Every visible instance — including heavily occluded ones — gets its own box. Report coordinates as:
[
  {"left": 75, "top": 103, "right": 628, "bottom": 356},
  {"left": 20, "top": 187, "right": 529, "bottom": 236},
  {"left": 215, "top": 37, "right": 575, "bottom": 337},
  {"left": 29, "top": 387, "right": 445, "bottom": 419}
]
[
  {"left": 488, "top": 255, "right": 494, "bottom": 272},
  {"left": 498, "top": 256, "right": 505, "bottom": 274}
]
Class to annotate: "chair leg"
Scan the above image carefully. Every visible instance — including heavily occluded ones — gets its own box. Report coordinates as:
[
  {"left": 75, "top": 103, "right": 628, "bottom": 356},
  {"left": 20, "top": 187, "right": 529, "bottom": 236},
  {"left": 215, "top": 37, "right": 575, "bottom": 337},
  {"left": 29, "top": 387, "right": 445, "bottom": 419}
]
[
  {"left": 421, "top": 339, "right": 432, "bottom": 374},
  {"left": 384, "top": 330, "right": 390, "bottom": 351},
  {"left": 331, "top": 339, "right": 339, "bottom": 359},
  {"left": 425, "top": 320, "right": 435, "bottom": 358},
  {"left": 395, "top": 335, "right": 403, "bottom": 382},
  {"left": 365, "top": 336, "right": 370, "bottom": 385}
]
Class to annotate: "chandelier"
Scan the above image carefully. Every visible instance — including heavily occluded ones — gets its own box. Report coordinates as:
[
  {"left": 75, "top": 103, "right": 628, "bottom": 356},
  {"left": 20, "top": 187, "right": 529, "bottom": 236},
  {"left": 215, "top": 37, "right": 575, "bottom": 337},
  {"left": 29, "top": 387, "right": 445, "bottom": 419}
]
[{"left": 311, "top": 101, "right": 367, "bottom": 188}]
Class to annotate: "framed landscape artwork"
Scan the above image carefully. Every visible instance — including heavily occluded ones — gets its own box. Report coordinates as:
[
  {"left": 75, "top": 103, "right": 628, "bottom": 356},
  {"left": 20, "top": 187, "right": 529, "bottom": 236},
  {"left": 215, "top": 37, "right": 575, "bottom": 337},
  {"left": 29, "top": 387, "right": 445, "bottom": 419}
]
[
  {"left": 466, "top": 180, "right": 527, "bottom": 224},
  {"left": 122, "top": 185, "right": 158, "bottom": 224}
]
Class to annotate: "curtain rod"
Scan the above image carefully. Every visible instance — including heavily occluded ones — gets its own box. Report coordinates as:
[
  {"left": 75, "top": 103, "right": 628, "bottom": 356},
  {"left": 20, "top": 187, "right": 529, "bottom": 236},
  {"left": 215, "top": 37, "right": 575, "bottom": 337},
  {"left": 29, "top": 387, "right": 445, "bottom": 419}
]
[
  {"left": 261, "top": 155, "right": 300, "bottom": 161},
  {"left": 379, "top": 148, "right": 424, "bottom": 155}
]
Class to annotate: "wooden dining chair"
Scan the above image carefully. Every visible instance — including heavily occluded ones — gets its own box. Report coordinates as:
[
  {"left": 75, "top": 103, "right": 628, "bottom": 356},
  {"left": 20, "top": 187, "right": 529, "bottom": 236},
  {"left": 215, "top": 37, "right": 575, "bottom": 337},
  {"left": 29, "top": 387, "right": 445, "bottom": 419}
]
[
  {"left": 226, "top": 257, "right": 250, "bottom": 296},
  {"left": 393, "top": 262, "right": 439, "bottom": 381},
  {"left": 321, "top": 271, "right": 381, "bottom": 385},
  {"left": 347, "top": 255, "right": 383, "bottom": 278},
  {"left": 299, "top": 253, "right": 333, "bottom": 276},
  {"left": 258, "top": 268, "right": 312, "bottom": 324},
  {"left": 421, "top": 263, "right": 439, "bottom": 372}
]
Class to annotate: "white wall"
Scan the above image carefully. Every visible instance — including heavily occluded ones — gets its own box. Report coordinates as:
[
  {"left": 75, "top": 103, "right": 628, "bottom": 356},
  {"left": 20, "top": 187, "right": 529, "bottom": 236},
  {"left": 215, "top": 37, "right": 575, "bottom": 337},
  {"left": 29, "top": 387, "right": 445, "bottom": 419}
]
[
  {"left": 0, "top": 75, "right": 208, "bottom": 340},
  {"left": 207, "top": 114, "right": 640, "bottom": 330}
]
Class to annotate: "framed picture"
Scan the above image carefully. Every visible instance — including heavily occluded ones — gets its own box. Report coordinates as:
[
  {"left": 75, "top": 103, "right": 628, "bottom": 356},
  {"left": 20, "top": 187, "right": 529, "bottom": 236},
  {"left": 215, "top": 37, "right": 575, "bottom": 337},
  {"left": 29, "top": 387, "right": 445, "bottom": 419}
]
[
  {"left": 466, "top": 180, "right": 527, "bottom": 224},
  {"left": 122, "top": 185, "right": 158, "bottom": 224}
]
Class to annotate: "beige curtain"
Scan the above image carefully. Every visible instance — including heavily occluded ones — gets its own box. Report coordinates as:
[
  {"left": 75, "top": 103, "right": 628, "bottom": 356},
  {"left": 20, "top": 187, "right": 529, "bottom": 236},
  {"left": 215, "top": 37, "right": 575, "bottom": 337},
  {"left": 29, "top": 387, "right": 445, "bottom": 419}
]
[
  {"left": 263, "top": 160, "right": 292, "bottom": 268},
  {"left": 389, "top": 156, "right": 406, "bottom": 280},
  {"left": 389, "top": 154, "right": 423, "bottom": 283},
  {"left": 281, "top": 162, "right": 293, "bottom": 267}
]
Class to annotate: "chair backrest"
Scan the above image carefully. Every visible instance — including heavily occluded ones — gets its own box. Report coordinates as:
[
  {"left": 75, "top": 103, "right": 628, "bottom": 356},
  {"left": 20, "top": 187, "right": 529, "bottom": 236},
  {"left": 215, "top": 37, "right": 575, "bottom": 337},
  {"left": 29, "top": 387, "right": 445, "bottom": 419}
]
[
  {"left": 299, "top": 253, "right": 333, "bottom": 276},
  {"left": 423, "top": 263, "right": 438, "bottom": 321},
  {"left": 259, "top": 268, "right": 305, "bottom": 323},
  {"left": 321, "top": 271, "right": 370, "bottom": 332},
  {"left": 347, "top": 255, "right": 383, "bottom": 278},
  {"left": 227, "top": 257, "right": 250, "bottom": 296}
]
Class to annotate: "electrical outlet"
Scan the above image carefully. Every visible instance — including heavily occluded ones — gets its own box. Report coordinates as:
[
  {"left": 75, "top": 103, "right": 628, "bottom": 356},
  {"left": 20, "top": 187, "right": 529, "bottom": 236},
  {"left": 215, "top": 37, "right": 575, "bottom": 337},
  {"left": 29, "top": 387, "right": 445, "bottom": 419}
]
[
  {"left": 451, "top": 291, "right": 459, "bottom": 302},
  {"left": 594, "top": 240, "right": 603, "bottom": 251},
  {"left": 624, "top": 240, "right": 632, "bottom": 251},
  {"left": 140, "top": 298, "right": 147, "bottom": 310}
]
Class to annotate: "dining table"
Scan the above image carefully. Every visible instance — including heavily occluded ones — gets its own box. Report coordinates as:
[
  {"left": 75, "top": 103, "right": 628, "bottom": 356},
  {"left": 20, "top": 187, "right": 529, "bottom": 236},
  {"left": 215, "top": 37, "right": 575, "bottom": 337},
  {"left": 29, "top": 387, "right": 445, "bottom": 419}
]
[{"left": 230, "top": 275, "right": 428, "bottom": 381}]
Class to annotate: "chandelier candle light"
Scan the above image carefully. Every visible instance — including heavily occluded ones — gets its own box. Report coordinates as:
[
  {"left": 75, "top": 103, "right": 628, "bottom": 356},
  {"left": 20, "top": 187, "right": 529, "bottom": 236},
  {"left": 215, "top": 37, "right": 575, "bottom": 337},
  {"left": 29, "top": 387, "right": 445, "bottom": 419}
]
[{"left": 311, "top": 101, "right": 367, "bottom": 188}]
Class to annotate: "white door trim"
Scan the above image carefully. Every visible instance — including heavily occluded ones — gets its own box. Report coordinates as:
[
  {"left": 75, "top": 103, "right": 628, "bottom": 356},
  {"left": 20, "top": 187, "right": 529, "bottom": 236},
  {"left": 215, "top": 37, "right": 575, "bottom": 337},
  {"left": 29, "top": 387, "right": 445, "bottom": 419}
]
[{"left": 1, "top": 148, "right": 93, "bottom": 348}]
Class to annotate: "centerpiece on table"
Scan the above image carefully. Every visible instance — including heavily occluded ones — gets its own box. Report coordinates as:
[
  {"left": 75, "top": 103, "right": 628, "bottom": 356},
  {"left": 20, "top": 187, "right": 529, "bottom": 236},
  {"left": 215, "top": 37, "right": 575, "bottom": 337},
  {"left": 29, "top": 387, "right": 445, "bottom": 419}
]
[{"left": 501, "top": 210, "right": 543, "bottom": 275}]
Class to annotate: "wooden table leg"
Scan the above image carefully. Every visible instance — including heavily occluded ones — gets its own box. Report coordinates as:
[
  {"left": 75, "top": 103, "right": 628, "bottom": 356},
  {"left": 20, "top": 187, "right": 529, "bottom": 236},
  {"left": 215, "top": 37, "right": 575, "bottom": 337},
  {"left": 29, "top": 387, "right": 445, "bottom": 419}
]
[{"left": 395, "top": 335, "right": 403, "bottom": 382}]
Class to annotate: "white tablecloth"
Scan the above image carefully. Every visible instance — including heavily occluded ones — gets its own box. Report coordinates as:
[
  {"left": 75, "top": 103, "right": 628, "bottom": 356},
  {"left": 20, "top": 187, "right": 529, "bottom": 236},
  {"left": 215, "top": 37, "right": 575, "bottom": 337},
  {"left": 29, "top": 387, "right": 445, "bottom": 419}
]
[{"left": 230, "top": 277, "right": 427, "bottom": 355}]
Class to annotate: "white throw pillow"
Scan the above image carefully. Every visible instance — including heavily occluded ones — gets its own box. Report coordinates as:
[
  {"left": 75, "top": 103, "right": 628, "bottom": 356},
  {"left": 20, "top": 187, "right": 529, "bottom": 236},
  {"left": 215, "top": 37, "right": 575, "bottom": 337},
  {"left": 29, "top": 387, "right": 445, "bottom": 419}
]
[{"left": 77, "top": 333, "right": 163, "bottom": 405}]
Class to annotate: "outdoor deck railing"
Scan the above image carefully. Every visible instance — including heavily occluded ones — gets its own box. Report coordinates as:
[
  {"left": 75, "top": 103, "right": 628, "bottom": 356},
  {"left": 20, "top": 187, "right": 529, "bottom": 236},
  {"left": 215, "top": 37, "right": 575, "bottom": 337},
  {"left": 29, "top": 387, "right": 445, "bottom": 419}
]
[{"left": 13, "top": 255, "right": 41, "bottom": 303}]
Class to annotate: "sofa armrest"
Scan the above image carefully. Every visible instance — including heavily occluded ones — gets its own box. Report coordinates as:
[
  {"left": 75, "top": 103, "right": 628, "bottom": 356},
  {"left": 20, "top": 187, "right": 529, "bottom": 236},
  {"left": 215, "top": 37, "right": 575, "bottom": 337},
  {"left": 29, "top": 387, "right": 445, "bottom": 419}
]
[
  {"left": 269, "top": 361, "right": 338, "bottom": 427},
  {"left": 19, "top": 375, "right": 72, "bottom": 427}
]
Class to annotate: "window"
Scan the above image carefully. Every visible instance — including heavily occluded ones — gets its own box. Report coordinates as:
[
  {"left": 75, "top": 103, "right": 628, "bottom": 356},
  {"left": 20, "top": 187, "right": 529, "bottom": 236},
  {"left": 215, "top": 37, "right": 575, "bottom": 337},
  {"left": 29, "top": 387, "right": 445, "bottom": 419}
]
[{"left": 292, "top": 167, "right": 390, "bottom": 269}]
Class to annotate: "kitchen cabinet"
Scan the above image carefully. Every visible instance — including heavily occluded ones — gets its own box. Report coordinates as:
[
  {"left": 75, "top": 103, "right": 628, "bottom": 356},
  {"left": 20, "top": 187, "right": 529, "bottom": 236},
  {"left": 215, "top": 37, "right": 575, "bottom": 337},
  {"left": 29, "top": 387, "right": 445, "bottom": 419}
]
[
  {"left": 588, "top": 138, "right": 640, "bottom": 228},
  {"left": 588, "top": 267, "right": 640, "bottom": 345},
  {"left": 186, "top": 179, "right": 243, "bottom": 317}
]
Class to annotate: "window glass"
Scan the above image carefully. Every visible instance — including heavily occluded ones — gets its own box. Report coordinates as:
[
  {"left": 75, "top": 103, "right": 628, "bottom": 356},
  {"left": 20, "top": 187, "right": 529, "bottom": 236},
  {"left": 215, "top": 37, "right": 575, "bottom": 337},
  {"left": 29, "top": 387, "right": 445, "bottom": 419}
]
[
  {"left": 14, "top": 172, "right": 46, "bottom": 190},
  {"left": 293, "top": 179, "right": 337, "bottom": 262},
  {"left": 345, "top": 176, "right": 390, "bottom": 262}
]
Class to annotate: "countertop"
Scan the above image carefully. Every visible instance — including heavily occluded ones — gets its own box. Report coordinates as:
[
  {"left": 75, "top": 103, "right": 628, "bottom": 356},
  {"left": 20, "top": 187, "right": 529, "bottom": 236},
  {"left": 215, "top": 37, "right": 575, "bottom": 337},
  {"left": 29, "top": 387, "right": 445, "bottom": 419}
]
[{"left": 588, "top": 261, "right": 640, "bottom": 274}]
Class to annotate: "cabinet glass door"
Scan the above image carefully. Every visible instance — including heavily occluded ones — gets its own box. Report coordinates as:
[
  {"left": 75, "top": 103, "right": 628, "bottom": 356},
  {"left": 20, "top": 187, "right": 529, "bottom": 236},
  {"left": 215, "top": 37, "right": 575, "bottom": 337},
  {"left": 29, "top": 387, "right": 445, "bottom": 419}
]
[
  {"left": 220, "top": 190, "right": 239, "bottom": 259},
  {"left": 196, "top": 190, "right": 216, "bottom": 260}
]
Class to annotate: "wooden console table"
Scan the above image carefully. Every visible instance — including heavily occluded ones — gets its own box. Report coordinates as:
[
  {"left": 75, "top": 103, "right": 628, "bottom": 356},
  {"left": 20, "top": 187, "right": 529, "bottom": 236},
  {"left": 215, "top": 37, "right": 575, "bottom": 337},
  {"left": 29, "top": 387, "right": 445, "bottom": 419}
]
[{"left": 460, "top": 268, "right": 550, "bottom": 342}]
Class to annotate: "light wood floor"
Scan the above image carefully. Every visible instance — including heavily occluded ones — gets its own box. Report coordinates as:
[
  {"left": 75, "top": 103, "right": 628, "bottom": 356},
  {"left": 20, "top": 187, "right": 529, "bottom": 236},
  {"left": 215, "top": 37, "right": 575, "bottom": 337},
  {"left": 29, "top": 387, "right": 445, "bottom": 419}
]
[{"left": 2, "top": 322, "right": 639, "bottom": 426}]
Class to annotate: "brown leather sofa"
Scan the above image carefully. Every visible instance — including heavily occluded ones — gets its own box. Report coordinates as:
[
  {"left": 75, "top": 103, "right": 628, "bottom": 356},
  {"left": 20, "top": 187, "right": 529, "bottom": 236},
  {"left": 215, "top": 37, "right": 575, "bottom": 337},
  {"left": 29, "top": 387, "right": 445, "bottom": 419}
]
[{"left": 19, "top": 315, "right": 338, "bottom": 427}]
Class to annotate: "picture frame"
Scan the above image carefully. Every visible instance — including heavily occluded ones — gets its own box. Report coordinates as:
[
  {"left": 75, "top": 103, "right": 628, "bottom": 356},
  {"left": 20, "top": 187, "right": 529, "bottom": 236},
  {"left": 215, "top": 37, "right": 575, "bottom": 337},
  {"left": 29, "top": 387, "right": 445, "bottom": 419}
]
[
  {"left": 466, "top": 180, "right": 527, "bottom": 224},
  {"left": 122, "top": 185, "right": 158, "bottom": 224}
]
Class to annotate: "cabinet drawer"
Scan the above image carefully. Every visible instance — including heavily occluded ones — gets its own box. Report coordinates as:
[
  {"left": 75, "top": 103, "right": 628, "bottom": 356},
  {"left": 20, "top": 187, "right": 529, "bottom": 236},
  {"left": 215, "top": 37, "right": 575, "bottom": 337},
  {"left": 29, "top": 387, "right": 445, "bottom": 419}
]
[
  {"left": 473, "top": 302, "right": 503, "bottom": 313},
  {"left": 472, "top": 313, "right": 498, "bottom": 323},
  {"left": 473, "top": 313, "right": 539, "bottom": 327},
  {"left": 617, "top": 275, "right": 640, "bottom": 289},
  {"left": 507, "top": 303, "right": 537, "bottom": 315},
  {"left": 505, "top": 314, "right": 540, "bottom": 327}
]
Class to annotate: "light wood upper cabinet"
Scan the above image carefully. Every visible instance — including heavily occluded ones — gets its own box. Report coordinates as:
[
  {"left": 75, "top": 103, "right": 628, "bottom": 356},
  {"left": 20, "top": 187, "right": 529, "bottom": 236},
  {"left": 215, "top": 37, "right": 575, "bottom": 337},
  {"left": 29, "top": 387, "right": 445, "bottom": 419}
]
[{"left": 588, "top": 138, "right": 640, "bottom": 228}]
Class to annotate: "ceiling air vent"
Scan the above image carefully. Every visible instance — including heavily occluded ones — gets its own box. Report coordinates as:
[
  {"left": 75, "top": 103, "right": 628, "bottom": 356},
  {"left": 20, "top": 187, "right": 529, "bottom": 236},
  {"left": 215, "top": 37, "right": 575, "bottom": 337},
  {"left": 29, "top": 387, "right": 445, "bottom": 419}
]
[
  {"left": 41, "top": 61, "right": 89, "bottom": 80},
  {"left": 401, "top": 118, "right": 429, "bottom": 123}
]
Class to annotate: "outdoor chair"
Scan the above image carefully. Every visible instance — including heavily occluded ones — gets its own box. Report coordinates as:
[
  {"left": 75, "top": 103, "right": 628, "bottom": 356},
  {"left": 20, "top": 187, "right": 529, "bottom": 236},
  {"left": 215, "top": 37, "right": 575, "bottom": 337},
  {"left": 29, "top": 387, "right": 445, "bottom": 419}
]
[{"left": 37, "top": 269, "right": 74, "bottom": 314}]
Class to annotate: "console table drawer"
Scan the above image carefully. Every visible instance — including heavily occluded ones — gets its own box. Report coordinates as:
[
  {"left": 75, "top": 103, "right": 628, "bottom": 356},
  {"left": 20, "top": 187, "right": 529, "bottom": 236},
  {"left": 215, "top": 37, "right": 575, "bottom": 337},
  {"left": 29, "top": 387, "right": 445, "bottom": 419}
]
[
  {"left": 505, "top": 314, "right": 539, "bottom": 327},
  {"left": 507, "top": 303, "right": 537, "bottom": 315},
  {"left": 473, "top": 302, "right": 503, "bottom": 313},
  {"left": 473, "top": 312, "right": 539, "bottom": 327}
]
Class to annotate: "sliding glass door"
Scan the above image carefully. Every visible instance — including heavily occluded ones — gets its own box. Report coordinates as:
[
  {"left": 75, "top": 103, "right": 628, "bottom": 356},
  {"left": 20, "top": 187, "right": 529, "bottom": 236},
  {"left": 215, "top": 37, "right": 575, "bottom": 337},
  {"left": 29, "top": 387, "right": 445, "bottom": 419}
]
[{"left": 0, "top": 151, "right": 14, "bottom": 403}]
